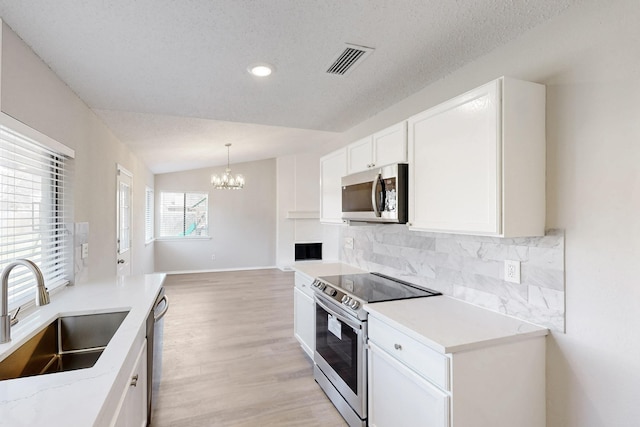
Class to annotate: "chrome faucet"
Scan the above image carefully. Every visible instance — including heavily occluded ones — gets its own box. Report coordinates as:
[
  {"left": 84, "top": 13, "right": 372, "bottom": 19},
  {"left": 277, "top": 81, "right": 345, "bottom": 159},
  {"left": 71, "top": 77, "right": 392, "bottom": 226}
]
[{"left": 1, "top": 259, "right": 50, "bottom": 344}]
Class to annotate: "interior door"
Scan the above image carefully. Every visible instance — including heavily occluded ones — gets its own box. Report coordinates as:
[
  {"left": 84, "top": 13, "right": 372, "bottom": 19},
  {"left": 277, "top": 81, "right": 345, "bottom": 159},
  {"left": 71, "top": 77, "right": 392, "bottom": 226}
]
[{"left": 116, "top": 165, "right": 133, "bottom": 277}]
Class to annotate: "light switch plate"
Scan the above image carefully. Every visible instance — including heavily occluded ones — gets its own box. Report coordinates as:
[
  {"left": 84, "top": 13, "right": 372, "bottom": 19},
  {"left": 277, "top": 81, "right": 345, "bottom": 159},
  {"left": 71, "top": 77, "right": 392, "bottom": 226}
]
[
  {"left": 504, "top": 260, "right": 521, "bottom": 284},
  {"left": 81, "top": 243, "right": 89, "bottom": 259}
]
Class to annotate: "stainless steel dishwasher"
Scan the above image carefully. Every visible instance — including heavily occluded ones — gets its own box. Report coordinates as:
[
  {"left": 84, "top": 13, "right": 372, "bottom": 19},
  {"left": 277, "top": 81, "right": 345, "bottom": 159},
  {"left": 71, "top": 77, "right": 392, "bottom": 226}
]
[{"left": 146, "top": 287, "right": 169, "bottom": 425}]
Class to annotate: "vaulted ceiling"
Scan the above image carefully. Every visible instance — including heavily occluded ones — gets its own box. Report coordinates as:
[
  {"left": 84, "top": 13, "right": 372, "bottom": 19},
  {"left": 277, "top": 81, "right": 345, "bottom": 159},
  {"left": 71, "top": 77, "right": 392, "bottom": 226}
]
[{"left": 0, "top": 1, "right": 577, "bottom": 173}]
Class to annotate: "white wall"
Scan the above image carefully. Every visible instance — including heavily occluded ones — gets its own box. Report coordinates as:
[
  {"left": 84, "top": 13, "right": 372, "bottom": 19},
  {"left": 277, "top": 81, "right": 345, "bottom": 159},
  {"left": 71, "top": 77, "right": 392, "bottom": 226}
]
[
  {"left": 154, "top": 158, "right": 277, "bottom": 272},
  {"left": 276, "top": 151, "right": 325, "bottom": 269},
  {"left": 0, "top": 22, "right": 154, "bottom": 281},
  {"left": 338, "top": 1, "right": 640, "bottom": 425},
  {"left": 276, "top": 155, "right": 296, "bottom": 268}
]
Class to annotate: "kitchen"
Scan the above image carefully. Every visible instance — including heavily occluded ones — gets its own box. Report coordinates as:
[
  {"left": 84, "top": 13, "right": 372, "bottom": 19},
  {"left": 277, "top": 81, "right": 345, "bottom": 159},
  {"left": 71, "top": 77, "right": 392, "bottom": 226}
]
[{"left": 0, "top": 1, "right": 639, "bottom": 426}]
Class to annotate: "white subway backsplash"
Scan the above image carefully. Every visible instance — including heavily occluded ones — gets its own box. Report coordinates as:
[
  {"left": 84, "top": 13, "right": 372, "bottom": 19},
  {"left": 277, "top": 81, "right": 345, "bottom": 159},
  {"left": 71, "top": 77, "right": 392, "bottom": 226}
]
[{"left": 340, "top": 225, "right": 565, "bottom": 331}]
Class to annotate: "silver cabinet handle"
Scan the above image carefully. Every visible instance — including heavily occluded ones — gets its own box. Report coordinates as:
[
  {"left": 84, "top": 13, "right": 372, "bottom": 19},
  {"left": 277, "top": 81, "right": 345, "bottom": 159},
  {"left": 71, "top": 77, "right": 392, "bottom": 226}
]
[
  {"left": 130, "top": 374, "right": 139, "bottom": 387},
  {"left": 117, "top": 259, "right": 125, "bottom": 264},
  {"left": 394, "top": 343, "right": 402, "bottom": 350}
]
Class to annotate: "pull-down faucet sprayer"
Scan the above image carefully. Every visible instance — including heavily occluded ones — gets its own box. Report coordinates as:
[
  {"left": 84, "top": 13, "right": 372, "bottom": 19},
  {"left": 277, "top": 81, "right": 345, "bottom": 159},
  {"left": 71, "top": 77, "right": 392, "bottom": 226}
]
[{"left": 0, "top": 259, "right": 50, "bottom": 344}]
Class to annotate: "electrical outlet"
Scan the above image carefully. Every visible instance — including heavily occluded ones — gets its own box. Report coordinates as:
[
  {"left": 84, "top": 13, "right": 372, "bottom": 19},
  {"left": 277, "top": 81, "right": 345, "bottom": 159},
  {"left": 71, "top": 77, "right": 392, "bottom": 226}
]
[
  {"left": 344, "top": 237, "right": 354, "bottom": 250},
  {"left": 504, "top": 260, "right": 521, "bottom": 284}
]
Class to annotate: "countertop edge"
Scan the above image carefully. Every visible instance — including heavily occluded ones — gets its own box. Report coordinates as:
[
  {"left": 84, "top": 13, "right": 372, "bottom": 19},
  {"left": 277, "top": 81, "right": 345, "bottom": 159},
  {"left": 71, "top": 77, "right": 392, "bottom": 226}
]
[
  {"left": 365, "top": 296, "right": 549, "bottom": 355},
  {"left": 292, "top": 261, "right": 367, "bottom": 279}
]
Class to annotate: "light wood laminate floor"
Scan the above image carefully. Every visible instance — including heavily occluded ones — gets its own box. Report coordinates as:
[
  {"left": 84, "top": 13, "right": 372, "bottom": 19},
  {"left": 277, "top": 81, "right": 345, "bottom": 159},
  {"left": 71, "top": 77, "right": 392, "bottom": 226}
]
[{"left": 151, "top": 269, "right": 347, "bottom": 427}]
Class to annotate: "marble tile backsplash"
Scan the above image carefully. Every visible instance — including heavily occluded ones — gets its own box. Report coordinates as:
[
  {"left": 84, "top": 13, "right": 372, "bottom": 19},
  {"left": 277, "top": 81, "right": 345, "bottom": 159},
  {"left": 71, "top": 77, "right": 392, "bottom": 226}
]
[{"left": 340, "top": 225, "right": 565, "bottom": 331}]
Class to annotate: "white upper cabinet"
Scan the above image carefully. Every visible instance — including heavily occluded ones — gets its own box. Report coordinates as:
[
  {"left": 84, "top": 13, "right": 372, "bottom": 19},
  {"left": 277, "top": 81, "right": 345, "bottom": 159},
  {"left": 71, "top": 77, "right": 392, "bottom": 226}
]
[
  {"left": 347, "top": 137, "right": 373, "bottom": 174},
  {"left": 347, "top": 121, "right": 407, "bottom": 174},
  {"left": 407, "top": 77, "right": 545, "bottom": 237},
  {"left": 373, "top": 121, "right": 408, "bottom": 167},
  {"left": 320, "top": 148, "right": 347, "bottom": 224}
]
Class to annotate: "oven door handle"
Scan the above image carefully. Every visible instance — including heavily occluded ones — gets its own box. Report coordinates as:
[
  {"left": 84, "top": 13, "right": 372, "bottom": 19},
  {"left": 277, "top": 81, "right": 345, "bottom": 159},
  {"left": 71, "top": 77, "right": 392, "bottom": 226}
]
[{"left": 314, "top": 294, "right": 362, "bottom": 330}]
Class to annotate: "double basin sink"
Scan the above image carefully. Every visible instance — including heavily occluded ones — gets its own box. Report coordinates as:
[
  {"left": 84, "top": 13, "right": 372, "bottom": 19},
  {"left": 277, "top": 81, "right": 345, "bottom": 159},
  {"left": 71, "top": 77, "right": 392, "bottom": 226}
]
[{"left": 0, "top": 310, "right": 129, "bottom": 381}]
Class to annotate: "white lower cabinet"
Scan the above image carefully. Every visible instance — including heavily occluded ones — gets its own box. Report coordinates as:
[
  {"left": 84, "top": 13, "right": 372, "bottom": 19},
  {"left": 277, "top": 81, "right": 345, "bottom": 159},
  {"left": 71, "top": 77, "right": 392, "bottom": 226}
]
[
  {"left": 367, "top": 312, "right": 546, "bottom": 427},
  {"left": 112, "top": 339, "right": 148, "bottom": 427},
  {"left": 368, "top": 341, "right": 449, "bottom": 427},
  {"left": 293, "top": 272, "right": 315, "bottom": 357}
]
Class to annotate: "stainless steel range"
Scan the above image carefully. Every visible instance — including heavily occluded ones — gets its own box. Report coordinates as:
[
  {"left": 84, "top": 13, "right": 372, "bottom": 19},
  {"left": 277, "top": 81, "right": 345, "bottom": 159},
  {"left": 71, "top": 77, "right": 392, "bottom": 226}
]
[{"left": 312, "top": 272, "right": 441, "bottom": 427}]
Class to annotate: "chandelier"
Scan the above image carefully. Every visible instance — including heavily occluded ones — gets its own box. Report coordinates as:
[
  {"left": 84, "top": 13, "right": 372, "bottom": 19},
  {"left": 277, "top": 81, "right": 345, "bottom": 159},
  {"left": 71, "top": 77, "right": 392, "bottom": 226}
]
[{"left": 211, "top": 143, "right": 245, "bottom": 190}]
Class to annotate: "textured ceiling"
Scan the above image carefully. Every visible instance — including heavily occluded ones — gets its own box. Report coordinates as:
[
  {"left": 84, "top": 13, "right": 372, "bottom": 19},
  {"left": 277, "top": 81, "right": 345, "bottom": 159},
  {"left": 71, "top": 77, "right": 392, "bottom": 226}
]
[{"left": 0, "top": 0, "right": 577, "bottom": 173}]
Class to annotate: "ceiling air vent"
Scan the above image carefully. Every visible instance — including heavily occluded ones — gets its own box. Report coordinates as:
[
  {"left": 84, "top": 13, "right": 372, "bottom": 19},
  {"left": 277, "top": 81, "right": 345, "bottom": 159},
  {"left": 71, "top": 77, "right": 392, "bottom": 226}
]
[{"left": 326, "top": 43, "right": 374, "bottom": 76}]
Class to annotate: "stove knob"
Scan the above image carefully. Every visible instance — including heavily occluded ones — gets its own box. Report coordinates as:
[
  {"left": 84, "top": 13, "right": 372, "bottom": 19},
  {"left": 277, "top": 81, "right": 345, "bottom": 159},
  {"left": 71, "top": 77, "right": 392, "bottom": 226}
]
[
  {"left": 341, "top": 295, "right": 350, "bottom": 304},
  {"left": 350, "top": 300, "right": 360, "bottom": 309},
  {"left": 312, "top": 280, "right": 319, "bottom": 288}
]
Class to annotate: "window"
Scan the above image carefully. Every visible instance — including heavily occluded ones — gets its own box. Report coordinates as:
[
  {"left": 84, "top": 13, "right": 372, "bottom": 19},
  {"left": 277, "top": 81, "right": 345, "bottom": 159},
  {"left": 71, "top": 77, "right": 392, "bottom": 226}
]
[
  {"left": 0, "top": 121, "right": 73, "bottom": 311},
  {"left": 159, "top": 192, "right": 208, "bottom": 238},
  {"left": 145, "top": 186, "right": 154, "bottom": 243}
]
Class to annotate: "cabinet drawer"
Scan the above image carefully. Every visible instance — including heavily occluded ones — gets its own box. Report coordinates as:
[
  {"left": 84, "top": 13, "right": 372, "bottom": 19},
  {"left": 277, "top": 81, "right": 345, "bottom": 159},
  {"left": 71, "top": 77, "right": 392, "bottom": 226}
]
[
  {"left": 294, "top": 272, "right": 315, "bottom": 298},
  {"left": 368, "top": 316, "right": 450, "bottom": 391}
]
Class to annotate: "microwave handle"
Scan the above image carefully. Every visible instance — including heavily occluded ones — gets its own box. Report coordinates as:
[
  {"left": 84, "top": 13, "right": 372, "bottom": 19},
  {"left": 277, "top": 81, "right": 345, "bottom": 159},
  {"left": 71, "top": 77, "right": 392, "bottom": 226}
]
[{"left": 371, "top": 173, "right": 384, "bottom": 217}]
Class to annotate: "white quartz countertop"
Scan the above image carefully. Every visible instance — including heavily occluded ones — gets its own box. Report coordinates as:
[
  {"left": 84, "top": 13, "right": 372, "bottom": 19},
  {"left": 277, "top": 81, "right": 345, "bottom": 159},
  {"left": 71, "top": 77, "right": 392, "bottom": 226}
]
[
  {"left": 293, "top": 261, "right": 366, "bottom": 279},
  {"left": 365, "top": 296, "right": 548, "bottom": 354},
  {"left": 0, "top": 273, "right": 165, "bottom": 427}
]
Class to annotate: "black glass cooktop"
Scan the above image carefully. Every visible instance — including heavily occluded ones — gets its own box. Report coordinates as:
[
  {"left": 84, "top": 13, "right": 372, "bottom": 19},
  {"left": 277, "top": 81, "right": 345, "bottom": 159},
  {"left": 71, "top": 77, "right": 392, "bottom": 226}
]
[{"left": 318, "top": 272, "right": 441, "bottom": 303}]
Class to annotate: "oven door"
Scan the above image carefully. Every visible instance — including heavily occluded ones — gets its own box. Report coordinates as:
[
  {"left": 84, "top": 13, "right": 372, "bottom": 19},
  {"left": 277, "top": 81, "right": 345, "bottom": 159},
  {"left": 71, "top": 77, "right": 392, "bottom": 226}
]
[{"left": 314, "top": 294, "right": 367, "bottom": 418}]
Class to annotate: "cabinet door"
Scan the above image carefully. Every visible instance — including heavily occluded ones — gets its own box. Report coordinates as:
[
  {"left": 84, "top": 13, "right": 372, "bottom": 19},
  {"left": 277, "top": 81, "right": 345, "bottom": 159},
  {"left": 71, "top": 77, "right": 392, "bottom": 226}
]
[
  {"left": 113, "top": 340, "right": 148, "bottom": 427},
  {"left": 320, "top": 149, "right": 347, "bottom": 224},
  {"left": 293, "top": 287, "right": 315, "bottom": 358},
  {"left": 408, "top": 80, "right": 501, "bottom": 235},
  {"left": 368, "top": 342, "right": 449, "bottom": 427},
  {"left": 347, "top": 137, "right": 373, "bottom": 174},
  {"left": 373, "top": 121, "right": 407, "bottom": 167}
]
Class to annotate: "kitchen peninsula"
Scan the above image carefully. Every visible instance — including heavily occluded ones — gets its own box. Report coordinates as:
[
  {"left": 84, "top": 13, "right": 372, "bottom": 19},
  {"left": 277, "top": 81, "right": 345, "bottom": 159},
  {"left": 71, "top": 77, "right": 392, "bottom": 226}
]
[{"left": 0, "top": 274, "right": 165, "bottom": 426}]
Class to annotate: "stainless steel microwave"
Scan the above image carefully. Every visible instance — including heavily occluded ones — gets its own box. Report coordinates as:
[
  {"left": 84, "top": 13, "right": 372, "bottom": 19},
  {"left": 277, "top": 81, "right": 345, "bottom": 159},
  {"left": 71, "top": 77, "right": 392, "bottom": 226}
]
[{"left": 341, "top": 163, "right": 408, "bottom": 223}]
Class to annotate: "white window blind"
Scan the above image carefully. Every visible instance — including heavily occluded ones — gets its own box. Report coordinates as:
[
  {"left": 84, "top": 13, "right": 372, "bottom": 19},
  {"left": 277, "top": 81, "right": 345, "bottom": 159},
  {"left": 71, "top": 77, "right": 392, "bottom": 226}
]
[
  {"left": 159, "top": 192, "right": 208, "bottom": 238},
  {"left": 0, "top": 124, "right": 72, "bottom": 310},
  {"left": 145, "top": 186, "right": 154, "bottom": 243}
]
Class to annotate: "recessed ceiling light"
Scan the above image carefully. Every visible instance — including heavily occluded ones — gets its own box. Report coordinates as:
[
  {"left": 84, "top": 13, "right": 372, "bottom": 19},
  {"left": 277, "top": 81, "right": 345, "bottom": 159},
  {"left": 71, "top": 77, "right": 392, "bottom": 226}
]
[{"left": 248, "top": 63, "right": 274, "bottom": 77}]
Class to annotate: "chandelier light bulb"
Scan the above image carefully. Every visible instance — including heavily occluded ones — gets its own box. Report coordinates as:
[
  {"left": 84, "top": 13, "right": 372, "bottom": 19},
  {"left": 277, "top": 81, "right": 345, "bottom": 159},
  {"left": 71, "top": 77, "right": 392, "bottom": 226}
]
[{"left": 211, "top": 144, "right": 245, "bottom": 190}]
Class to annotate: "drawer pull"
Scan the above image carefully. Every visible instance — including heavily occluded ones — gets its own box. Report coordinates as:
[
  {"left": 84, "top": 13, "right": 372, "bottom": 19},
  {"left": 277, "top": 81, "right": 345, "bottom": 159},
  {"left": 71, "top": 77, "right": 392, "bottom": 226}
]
[
  {"left": 130, "top": 374, "right": 139, "bottom": 387},
  {"left": 394, "top": 343, "right": 402, "bottom": 351}
]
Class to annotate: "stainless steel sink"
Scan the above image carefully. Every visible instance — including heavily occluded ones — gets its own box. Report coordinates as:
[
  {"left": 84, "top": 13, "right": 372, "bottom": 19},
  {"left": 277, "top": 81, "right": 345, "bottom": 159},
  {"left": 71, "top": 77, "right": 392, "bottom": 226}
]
[{"left": 0, "top": 310, "right": 129, "bottom": 381}]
